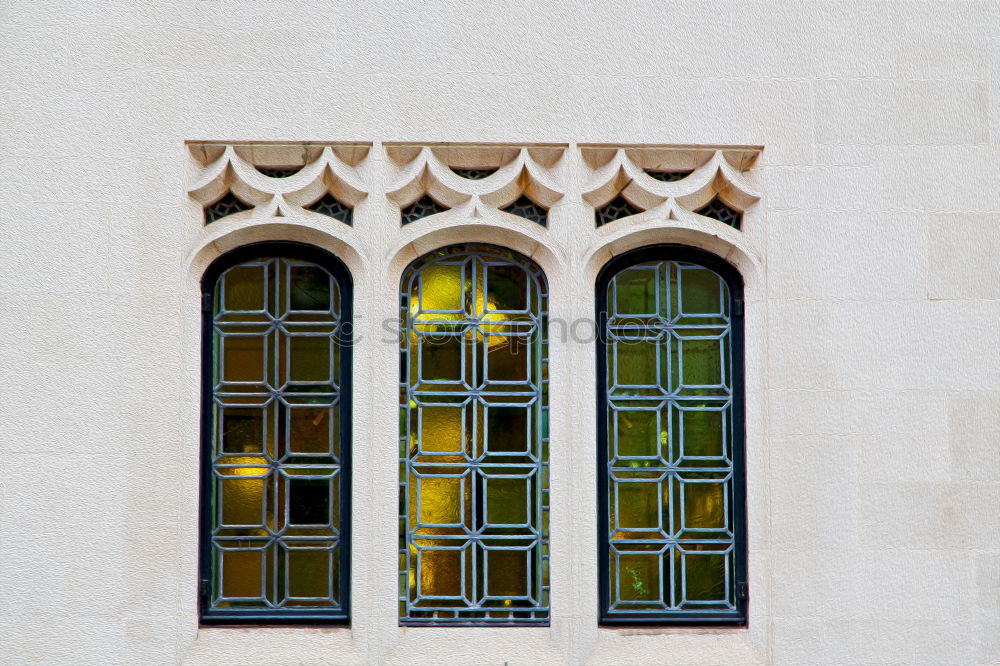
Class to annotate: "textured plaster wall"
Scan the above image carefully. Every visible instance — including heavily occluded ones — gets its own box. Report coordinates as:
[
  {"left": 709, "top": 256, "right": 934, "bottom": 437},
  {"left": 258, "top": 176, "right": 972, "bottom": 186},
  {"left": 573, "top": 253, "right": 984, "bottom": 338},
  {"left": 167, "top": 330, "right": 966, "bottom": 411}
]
[{"left": 1, "top": 2, "right": 998, "bottom": 665}]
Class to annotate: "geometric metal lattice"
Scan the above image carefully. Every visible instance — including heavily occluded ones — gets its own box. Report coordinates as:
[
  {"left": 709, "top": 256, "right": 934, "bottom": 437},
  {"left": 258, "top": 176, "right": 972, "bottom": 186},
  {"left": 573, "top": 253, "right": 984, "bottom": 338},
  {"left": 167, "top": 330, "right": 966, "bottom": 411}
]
[
  {"left": 596, "top": 195, "right": 642, "bottom": 226},
  {"left": 207, "top": 257, "right": 345, "bottom": 619},
  {"left": 398, "top": 244, "right": 549, "bottom": 625},
  {"left": 401, "top": 194, "right": 448, "bottom": 225},
  {"left": 603, "top": 260, "right": 736, "bottom": 618},
  {"left": 695, "top": 197, "right": 742, "bottom": 229},
  {"left": 501, "top": 195, "right": 548, "bottom": 226},
  {"left": 644, "top": 170, "right": 693, "bottom": 182},
  {"left": 451, "top": 168, "right": 498, "bottom": 180},
  {"left": 306, "top": 192, "right": 353, "bottom": 225},
  {"left": 205, "top": 191, "right": 252, "bottom": 224}
]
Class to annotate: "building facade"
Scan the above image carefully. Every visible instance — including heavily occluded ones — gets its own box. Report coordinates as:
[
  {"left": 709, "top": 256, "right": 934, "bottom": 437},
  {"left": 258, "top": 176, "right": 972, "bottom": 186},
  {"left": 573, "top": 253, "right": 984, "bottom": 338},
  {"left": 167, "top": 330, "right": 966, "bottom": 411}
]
[{"left": 1, "top": 2, "right": 999, "bottom": 664}]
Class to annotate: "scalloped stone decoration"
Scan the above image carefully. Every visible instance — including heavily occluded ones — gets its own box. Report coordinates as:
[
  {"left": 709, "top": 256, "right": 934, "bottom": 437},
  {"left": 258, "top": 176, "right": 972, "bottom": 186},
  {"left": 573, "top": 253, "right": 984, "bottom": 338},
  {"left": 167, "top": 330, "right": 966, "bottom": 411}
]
[
  {"left": 187, "top": 142, "right": 369, "bottom": 225},
  {"left": 386, "top": 144, "right": 566, "bottom": 227},
  {"left": 582, "top": 145, "right": 760, "bottom": 229}
]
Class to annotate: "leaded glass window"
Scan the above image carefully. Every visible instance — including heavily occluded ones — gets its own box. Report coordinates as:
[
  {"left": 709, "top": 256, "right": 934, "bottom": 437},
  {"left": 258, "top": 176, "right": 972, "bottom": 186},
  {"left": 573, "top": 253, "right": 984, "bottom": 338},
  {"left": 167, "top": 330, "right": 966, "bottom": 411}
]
[
  {"left": 398, "top": 244, "right": 549, "bottom": 625},
  {"left": 597, "top": 245, "right": 746, "bottom": 625},
  {"left": 200, "top": 242, "right": 352, "bottom": 624}
]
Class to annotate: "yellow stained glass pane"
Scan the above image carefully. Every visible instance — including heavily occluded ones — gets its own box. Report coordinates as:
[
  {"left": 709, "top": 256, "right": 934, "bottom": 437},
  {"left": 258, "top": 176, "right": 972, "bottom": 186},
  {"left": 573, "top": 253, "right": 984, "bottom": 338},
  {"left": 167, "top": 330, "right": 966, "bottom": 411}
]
[
  {"left": 420, "top": 550, "right": 462, "bottom": 596},
  {"left": 288, "top": 406, "right": 333, "bottom": 455},
  {"left": 419, "top": 477, "right": 463, "bottom": 525},
  {"left": 420, "top": 264, "right": 463, "bottom": 311},
  {"left": 220, "top": 476, "right": 265, "bottom": 525},
  {"left": 420, "top": 336, "right": 463, "bottom": 381},
  {"left": 487, "top": 337, "right": 528, "bottom": 381},
  {"left": 420, "top": 407, "right": 463, "bottom": 453}
]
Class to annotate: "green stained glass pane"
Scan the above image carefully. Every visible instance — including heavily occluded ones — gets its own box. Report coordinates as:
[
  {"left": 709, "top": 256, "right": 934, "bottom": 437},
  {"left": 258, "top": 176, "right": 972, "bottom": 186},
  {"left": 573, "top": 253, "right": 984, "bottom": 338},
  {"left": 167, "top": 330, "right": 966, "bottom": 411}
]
[
  {"left": 682, "top": 480, "right": 726, "bottom": 530},
  {"left": 287, "top": 548, "right": 332, "bottom": 598},
  {"left": 616, "top": 340, "right": 660, "bottom": 386},
  {"left": 289, "top": 335, "right": 330, "bottom": 382},
  {"left": 290, "top": 265, "right": 331, "bottom": 311},
  {"left": 614, "top": 267, "right": 656, "bottom": 314},
  {"left": 615, "top": 409, "right": 660, "bottom": 458},
  {"left": 616, "top": 481, "right": 660, "bottom": 530},
  {"left": 400, "top": 246, "right": 548, "bottom": 623},
  {"left": 603, "top": 258, "right": 736, "bottom": 620},
  {"left": 618, "top": 554, "right": 660, "bottom": 601},
  {"left": 679, "top": 267, "right": 722, "bottom": 315},
  {"left": 681, "top": 338, "right": 722, "bottom": 386},
  {"left": 682, "top": 409, "right": 724, "bottom": 458},
  {"left": 684, "top": 552, "right": 727, "bottom": 602},
  {"left": 486, "top": 264, "right": 528, "bottom": 311},
  {"left": 486, "top": 477, "right": 528, "bottom": 525}
]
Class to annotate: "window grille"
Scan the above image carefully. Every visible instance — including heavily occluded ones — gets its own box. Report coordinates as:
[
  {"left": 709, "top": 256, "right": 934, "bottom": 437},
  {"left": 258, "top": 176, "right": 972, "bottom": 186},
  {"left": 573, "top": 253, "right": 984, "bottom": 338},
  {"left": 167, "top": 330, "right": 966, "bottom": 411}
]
[
  {"left": 200, "top": 242, "right": 352, "bottom": 624},
  {"left": 597, "top": 245, "right": 746, "bottom": 625},
  {"left": 596, "top": 195, "right": 642, "bottom": 226},
  {"left": 398, "top": 244, "right": 550, "bottom": 625},
  {"left": 401, "top": 195, "right": 448, "bottom": 225}
]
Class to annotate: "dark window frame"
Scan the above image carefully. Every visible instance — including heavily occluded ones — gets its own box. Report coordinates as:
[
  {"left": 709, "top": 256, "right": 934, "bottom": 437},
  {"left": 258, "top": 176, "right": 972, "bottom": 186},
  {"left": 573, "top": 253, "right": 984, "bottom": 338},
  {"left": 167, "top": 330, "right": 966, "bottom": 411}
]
[
  {"left": 199, "top": 241, "right": 353, "bottom": 626},
  {"left": 595, "top": 244, "right": 747, "bottom": 626}
]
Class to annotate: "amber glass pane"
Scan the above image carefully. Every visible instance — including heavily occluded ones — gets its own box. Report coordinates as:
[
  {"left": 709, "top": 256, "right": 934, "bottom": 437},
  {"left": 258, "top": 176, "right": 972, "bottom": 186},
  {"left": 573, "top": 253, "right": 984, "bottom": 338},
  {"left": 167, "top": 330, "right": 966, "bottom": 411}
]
[
  {"left": 400, "top": 246, "right": 548, "bottom": 623},
  {"left": 210, "top": 256, "right": 344, "bottom": 616},
  {"left": 223, "top": 335, "right": 265, "bottom": 383},
  {"left": 221, "top": 550, "right": 263, "bottom": 598},
  {"left": 680, "top": 267, "right": 722, "bottom": 315},
  {"left": 615, "top": 409, "right": 659, "bottom": 458},
  {"left": 488, "top": 550, "right": 528, "bottom": 596},
  {"left": 224, "top": 265, "right": 266, "bottom": 311}
]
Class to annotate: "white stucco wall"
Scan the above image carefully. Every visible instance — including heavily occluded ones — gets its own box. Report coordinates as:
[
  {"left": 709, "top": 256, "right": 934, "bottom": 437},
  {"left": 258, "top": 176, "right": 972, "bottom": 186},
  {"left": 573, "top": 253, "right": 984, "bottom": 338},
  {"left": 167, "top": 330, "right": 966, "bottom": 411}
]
[{"left": 1, "top": 2, "right": 998, "bottom": 665}]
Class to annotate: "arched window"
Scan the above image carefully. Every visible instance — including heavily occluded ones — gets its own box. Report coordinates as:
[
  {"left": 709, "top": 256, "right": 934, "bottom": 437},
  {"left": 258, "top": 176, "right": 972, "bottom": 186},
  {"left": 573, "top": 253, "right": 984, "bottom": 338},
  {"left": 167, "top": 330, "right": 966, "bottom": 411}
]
[
  {"left": 200, "top": 242, "right": 352, "bottom": 624},
  {"left": 398, "top": 244, "right": 549, "bottom": 625},
  {"left": 596, "top": 245, "right": 746, "bottom": 625}
]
